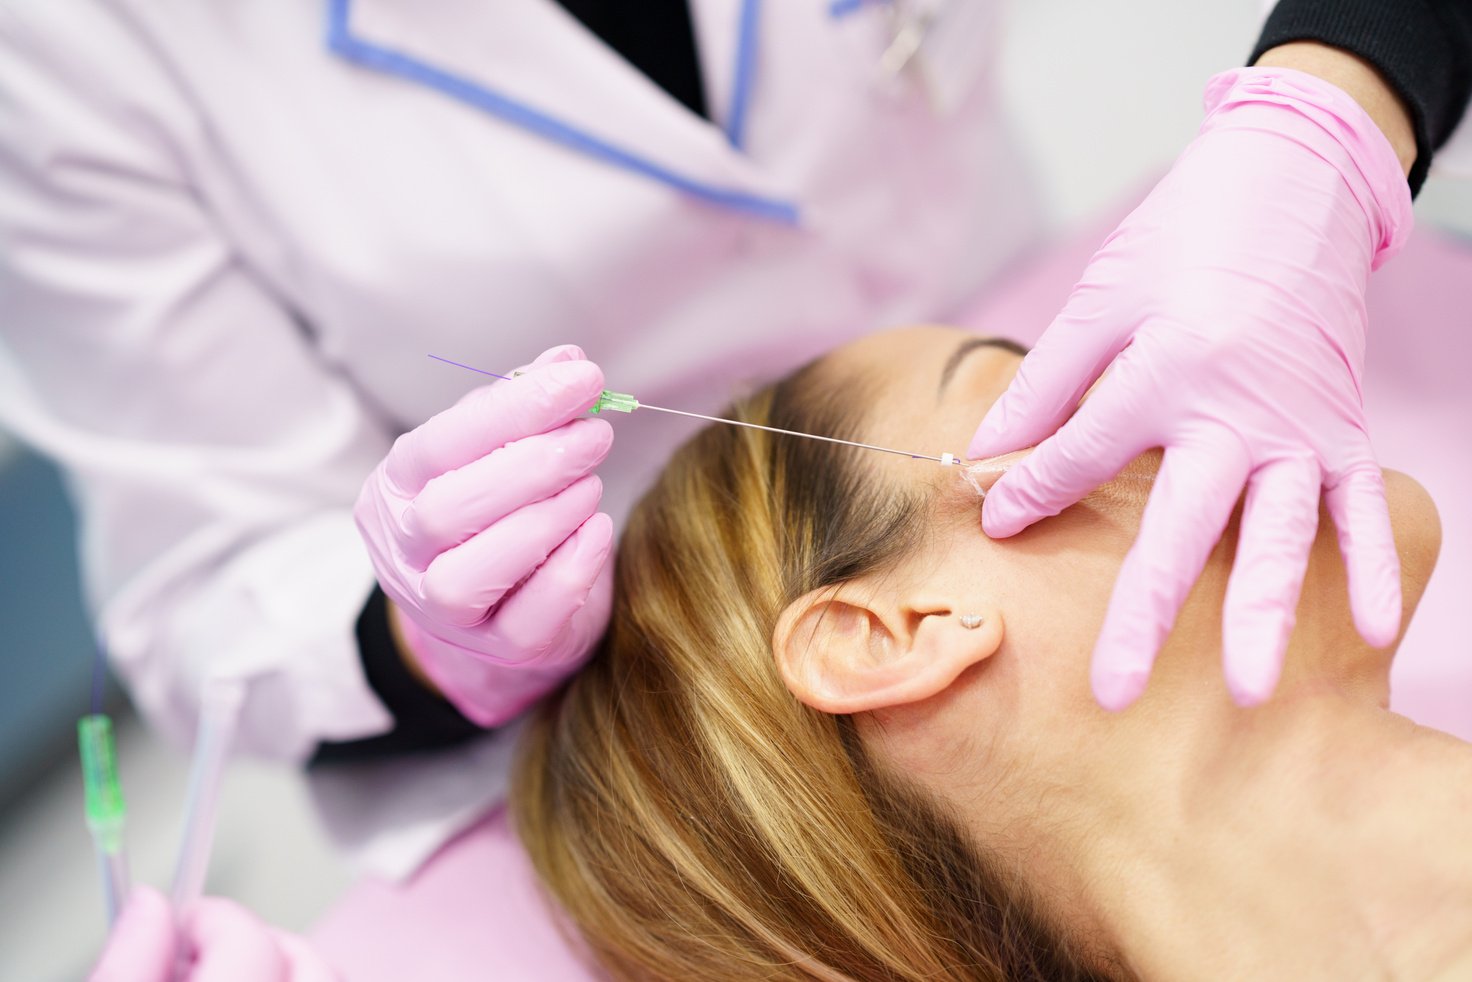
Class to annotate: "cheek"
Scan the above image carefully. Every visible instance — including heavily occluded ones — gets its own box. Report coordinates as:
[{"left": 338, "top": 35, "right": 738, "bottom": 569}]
[
  {"left": 931, "top": 497, "right": 1138, "bottom": 678},
  {"left": 994, "top": 547, "right": 1121, "bottom": 665},
  {"left": 1381, "top": 469, "right": 1440, "bottom": 607}
]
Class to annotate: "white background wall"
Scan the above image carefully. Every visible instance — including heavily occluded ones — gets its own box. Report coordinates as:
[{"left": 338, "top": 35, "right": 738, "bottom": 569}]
[{"left": 1000, "top": 0, "right": 1470, "bottom": 235}]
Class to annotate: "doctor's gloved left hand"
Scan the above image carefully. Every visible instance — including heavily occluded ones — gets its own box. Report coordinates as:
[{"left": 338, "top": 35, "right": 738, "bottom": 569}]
[
  {"left": 969, "top": 59, "right": 1415, "bottom": 712},
  {"left": 355, "top": 344, "right": 616, "bottom": 727},
  {"left": 90, "top": 886, "right": 338, "bottom": 982}
]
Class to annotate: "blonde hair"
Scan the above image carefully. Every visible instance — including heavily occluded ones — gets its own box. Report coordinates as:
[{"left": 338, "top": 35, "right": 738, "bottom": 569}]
[{"left": 512, "top": 360, "right": 1112, "bottom": 981}]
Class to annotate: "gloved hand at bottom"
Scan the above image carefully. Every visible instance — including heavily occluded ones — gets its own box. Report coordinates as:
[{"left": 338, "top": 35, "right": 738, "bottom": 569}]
[{"left": 90, "top": 886, "right": 338, "bottom": 982}]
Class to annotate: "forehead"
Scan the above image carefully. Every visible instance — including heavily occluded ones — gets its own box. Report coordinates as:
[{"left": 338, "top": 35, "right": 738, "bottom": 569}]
[
  {"left": 829, "top": 323, "right": 1023, "bottom": 415},
  {"left": 825, "top": 325, "right": 971, "bottom": 372},
  {"left": 812, "top": 326, "right": 1027, "bottom": 485}
]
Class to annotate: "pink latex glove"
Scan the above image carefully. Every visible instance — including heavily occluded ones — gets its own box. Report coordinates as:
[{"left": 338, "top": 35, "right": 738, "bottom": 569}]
[
  {"left": 354, "top": 345, "right": 615, "bottom": 726},
  {"left": 968, "top": 68, "right": 1413, "bottom": 710},
  {"left": 90, "top": 886, "right": 337, "bottom": 982}
]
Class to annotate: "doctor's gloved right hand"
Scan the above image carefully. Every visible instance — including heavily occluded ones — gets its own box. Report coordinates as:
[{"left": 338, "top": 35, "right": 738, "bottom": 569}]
[{"left": 354, "top": 345, "right": 616, "bottom": 727}]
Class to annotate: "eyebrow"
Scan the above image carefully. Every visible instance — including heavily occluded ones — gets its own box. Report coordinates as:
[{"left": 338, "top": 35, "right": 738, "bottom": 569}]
[{"left": 938, "top": 336, "right": 1030, "bottom": 397}]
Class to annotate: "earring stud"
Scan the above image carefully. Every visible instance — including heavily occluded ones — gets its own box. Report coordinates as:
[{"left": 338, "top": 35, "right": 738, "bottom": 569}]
[{"left": 958, "top": 614, "right": 985, "bottom": 630}]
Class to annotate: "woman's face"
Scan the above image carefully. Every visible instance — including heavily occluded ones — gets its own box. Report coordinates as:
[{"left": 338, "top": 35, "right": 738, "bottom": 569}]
[
  {"left": 819, "top": 325, "right": 1440, "bottom": 730},
  {"left": 763, "top": 326, "right": 1443, "bottom": 967}
]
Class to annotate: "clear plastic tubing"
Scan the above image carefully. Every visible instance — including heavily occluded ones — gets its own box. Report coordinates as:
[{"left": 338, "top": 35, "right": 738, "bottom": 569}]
[{"left": 170, "top": 677, "right": 245, "bottom": 918}]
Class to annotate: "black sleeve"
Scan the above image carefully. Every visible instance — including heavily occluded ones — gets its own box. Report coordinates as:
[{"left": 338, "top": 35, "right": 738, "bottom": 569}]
[
  {"left": 311, "top": 586, "right": 485, "bottom": 765},
  {"left": 1249, "top": 0, "right": 1472, "bottom": 195}
]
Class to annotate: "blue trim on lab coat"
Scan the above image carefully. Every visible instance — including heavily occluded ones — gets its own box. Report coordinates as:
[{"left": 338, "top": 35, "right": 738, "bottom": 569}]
[
  {"left": 325, "top": 0, "right": 798, "bottom": 224},
  {"left": 724, "top": 0, "right": 760, "bottom": 151},
  {"left": 827, "top": 0, "right": 891, "bottom": 19}
]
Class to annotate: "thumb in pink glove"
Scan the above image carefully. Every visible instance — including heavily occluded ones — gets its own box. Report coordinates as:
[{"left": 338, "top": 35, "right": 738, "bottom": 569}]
[
  {"left": 968, "top": 67, "right": 1412, "bottom": 710},
  {"left": 90, "top": 886, "right": 338, "bottom": 982},
  {"left": 355, "top": 345, "right": 615, "bottom": 726}
]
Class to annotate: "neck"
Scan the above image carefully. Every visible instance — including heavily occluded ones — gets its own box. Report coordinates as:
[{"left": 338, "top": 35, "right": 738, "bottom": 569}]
[{"left": 1027, "top": 687, "right": 1472, "bottom": 981}]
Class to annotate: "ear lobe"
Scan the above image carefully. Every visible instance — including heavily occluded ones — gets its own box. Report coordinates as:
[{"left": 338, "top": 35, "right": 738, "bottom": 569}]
[{"left": 774, "top": 587, "right": 1003, "bottom": 715}]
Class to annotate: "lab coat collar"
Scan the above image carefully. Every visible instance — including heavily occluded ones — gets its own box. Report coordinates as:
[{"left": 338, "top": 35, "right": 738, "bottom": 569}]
[{"left": 325, "top": 0, "right": 800, "bottom": 222}]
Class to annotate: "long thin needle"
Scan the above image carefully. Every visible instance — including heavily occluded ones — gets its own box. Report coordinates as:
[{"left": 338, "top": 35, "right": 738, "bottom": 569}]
[
  {"left": 635, "top": 403, "right": 949, "bottom": 463},
  {"left": 427, "top": 354, "right": 951, "bottom": 463}
]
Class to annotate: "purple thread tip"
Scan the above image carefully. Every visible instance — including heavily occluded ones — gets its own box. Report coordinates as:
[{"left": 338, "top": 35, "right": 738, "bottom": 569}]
[
  {"left": 90, "top": 639, "right": 107, "bottom": 715},
  {"left": 427, "top": 354, "right": 513, "bottom": 382}
]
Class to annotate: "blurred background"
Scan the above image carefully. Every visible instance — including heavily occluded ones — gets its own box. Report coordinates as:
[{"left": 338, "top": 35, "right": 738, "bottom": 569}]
[{"left": 3, "top": 2, "right": 1469, "bottom": 978}]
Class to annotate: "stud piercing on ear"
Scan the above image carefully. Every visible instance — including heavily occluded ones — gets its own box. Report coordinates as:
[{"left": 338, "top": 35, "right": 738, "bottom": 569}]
[{"left": 958, "top": 614, "right": 985, "bottom": 630}]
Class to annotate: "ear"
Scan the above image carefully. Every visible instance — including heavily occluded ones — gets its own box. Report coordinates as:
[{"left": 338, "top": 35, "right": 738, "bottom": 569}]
[{"left": 773, "top": 582, "right": 1004, "bottom": 714}]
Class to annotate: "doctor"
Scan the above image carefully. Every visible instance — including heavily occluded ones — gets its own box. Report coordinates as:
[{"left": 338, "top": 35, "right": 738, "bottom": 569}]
[{"left": 2, "top": 0, "right": 1471, "bottom": 883}]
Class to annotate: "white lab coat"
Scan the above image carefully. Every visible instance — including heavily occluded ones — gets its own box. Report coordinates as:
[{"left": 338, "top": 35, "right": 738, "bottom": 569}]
[{"left": 0, "top": 0, "right": 1041, "bottom": 873}]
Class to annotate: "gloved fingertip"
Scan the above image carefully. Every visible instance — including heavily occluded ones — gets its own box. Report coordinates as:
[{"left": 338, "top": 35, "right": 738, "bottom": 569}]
[
  {"left": 1345, "top": 553, "right": 1403, "bottom": 649},
  {"left": 1223, "top": 614, "right": 1291, "bottom": 707},
  {"left": 185, "top": 899, "right": 288, "bottom": 981},
  {"left": 574, "top": 415, "right": 616, "bottom": 459},
  {"left": 184, "top": 896, "right": 249, "bottom": 940},
  {"left": 120, "top": 884, "right": 172, "bottom": 921},
  {"left": 967, "top": 420, "right": 1009, "bottom": 461},
  {"left": 275, "top": 932, "right": 341, "bottom": 982},
  {"left": 1226, "top": 677, "right": 1272, "bottom": 708},
  {"left": 980, "top": 492, "right": 1026, "bottom": 539},
  {"left": 539, "top": 358, "right": 605, "bottom": 396},
  {"left": 1225, "top": 657, "right": 1280, "bottom": 708},
  {"left": 530, "top": 344, "right": 587, "bottom": 367},
  {"left": 1091, "top": 663, "right": 1150, "bottom": 712},
  {"left": 573, "top": 512, "right": 615, "bottom": 564},
  {"left": 89, "top": 886, "right": 177, "bottom": 982},
  {"left": 1354, "top": 598, "right": 1402, "bottom": 650}
]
